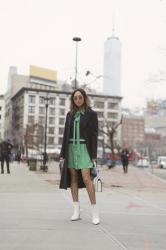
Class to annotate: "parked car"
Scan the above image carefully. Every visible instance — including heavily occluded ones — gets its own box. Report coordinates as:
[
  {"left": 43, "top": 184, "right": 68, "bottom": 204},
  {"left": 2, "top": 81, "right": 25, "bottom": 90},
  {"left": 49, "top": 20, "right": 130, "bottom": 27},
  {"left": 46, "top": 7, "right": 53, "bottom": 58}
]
[
  {"left": 157, "top": 156, "right": 166, "bottom": 169},
  {"left": 136, "top": 159, "right": 150, "bottom": 168}
]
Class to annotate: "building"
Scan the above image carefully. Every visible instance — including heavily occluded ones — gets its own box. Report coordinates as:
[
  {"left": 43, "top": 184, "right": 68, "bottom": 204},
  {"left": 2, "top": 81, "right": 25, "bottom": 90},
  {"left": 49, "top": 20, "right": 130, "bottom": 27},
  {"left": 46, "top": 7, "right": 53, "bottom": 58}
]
[
  {"left": 121, "top": 116, "right": 145, "bottom": 149},
  {"left": 144, "top": 129, "right": 161, "bottom": 160},
  {"left": 144, "top": 99, "right": 166, "bottom": 156},
  {"left": 103, "top": 36, "right": 121, "bottom": 96},
  {"left": 4, "top": 65, "right": 122, "bottom": 158},
  {"left": 0, "top": 95, "right": 5, "bottom": 141},
  {"left": 145, "top": 99, "right": 166, "bottom": 137},
  {"left": 11, "top": 87, "right": 122, "bottom": 157},
  {"left": 4, "top": 65, "right": 59, "bottom": 141}
]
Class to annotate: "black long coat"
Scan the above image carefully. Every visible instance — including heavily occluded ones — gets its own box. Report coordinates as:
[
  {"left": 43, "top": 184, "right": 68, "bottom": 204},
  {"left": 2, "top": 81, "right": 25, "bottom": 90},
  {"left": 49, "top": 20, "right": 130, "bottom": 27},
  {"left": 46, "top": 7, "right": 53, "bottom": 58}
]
[
  {"left": 59, "top": 108, "right": 98, "bottom": 189},
  {"left": 0, "top": 141, "right": 13, "bottom": 161}
]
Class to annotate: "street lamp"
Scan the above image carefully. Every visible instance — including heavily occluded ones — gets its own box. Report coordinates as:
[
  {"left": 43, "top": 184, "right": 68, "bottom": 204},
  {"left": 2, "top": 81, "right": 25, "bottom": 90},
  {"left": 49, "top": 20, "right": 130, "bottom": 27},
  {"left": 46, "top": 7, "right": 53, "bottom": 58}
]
[
  {"left": 82, "top": 70, "right": 104, "bottom": 89},
  {"left": 40, "top": 96, "right": 52, "bottom": 172},
  {"left": 73, "top": 37, "right": 82, "bottom": 89}
]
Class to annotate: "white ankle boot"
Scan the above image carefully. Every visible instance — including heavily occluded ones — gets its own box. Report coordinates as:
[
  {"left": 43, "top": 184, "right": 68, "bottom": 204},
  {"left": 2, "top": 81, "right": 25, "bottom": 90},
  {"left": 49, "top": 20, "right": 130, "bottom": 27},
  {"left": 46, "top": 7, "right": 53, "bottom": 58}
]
[
  {"left": 70, "top": 202, "right": 80, "bottom": 221},
  {"left": 91, "top": 204, "right": 100, "bottom": 225}
]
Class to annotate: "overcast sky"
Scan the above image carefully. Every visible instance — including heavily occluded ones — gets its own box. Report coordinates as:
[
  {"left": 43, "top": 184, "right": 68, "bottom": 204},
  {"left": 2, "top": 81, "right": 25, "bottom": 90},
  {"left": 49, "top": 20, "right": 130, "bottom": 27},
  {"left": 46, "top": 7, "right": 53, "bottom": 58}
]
[{"left": 0, "top": 0, "right": 165, "bottom": 108}]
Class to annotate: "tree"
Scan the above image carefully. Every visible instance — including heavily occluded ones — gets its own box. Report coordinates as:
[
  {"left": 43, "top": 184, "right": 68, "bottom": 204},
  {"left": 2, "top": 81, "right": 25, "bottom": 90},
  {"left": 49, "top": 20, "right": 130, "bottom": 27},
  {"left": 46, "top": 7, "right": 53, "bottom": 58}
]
[
  {"left": 24, "top": 123, "right": 44, "bottom": 160},
  {"left": 99, "top": 115, "right": 123, "bottom": 168}
]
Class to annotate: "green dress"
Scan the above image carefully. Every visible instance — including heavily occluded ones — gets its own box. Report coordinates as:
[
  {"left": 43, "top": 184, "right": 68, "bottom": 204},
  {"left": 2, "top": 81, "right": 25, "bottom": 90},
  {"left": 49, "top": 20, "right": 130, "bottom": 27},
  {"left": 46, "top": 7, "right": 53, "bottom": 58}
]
[{"left": 68, "top": 111, "right": 93, "bottom": 169}]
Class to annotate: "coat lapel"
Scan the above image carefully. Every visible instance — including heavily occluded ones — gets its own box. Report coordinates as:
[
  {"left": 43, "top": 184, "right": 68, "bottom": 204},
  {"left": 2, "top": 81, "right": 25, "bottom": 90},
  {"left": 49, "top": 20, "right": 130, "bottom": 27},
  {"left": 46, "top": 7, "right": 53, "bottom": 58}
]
[{"left": 80, "top": 111, "right": 89, "bottom": 129}]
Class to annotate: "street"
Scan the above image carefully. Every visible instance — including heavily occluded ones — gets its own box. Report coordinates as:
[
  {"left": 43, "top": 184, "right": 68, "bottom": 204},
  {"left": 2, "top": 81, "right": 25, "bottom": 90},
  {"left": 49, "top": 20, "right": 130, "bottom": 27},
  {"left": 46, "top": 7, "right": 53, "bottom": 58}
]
[{"left": 0, "top": 161, "right": 166, "bottom": 250}]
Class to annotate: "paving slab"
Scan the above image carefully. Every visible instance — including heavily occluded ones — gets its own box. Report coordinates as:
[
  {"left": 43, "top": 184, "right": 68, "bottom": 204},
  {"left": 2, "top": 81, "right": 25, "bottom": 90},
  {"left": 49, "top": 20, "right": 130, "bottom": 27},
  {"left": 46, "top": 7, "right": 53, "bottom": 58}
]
[{"left": 0, "top": 162, "right": 166, "bottom": 250}]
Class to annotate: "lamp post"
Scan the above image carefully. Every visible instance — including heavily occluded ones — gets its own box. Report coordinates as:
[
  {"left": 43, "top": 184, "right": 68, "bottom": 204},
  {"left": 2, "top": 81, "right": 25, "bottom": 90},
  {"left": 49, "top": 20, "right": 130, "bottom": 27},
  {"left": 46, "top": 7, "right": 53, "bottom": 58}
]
[
  {"left": 82, "top": 70, "right": 104, "bottom": 89},
  {"left": 73, "top": 37, "right": 81, "bottom": 89},
  {"left": 40, "top": 97, "right": 51, "bottom": 172}
]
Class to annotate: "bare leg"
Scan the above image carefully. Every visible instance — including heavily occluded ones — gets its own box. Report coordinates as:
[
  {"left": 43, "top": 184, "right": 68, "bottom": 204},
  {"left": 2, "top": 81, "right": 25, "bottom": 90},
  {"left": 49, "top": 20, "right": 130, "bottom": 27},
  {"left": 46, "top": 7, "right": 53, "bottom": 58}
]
[
  {"left": 1, "top": 160, "right": 4, "bottom": 173},
  {"left": 81, "top": 168, "right": 96, "bottom": 204},
  {"left": 69, "top": 168, "right": 78, "bottom": 202},
  {"left": 69, "top": 168, "right": 80, "bottom": 220},
  {"left": 122, "top": 163, "right": 125, "bottom": 173},
  {"left": 6, "top": 159, "right": 10, "bottom": 174},
  {"left": 81, "top": 168, "right": 100, "bottom": 224}
]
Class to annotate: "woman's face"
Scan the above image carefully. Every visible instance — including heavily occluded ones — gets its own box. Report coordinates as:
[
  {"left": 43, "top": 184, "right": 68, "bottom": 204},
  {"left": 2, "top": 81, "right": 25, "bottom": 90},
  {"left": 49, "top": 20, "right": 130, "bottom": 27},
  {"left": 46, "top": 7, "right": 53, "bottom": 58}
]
[{"left": 73, "top": 91, "right": 84, "bottom": 107}]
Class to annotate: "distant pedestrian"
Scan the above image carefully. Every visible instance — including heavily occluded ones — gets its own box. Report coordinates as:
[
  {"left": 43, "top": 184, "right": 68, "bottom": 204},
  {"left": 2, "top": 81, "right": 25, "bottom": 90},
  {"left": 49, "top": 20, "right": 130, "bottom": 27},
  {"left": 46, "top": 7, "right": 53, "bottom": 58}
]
[
  {"left": 120, "top": 148, "right": 129, "bottom": 174},
  {"left": 0, "top": 140, "right": 13, "bottom": 174},
  {"left": 16, "top": 151, "right": 21, "bottom": 163},
  {"left": 43, "top": 152, "right": 48, "bottom": 165},
  {"left": 59, "top": 88, "right": 100, "bottom": 225}
]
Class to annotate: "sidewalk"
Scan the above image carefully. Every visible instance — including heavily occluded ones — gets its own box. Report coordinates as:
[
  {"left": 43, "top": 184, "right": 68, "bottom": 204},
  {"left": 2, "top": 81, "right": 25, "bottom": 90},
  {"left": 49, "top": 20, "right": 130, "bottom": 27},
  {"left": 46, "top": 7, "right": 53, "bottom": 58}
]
[
  {"left": 36, "top": 161, "right": 166, "bottom": 191},
  {"left": 0, "top": 161, "right": 166, "bottom": 250},
  {"left": 99, "top": 164, "right": 166, "bottom": 190}
]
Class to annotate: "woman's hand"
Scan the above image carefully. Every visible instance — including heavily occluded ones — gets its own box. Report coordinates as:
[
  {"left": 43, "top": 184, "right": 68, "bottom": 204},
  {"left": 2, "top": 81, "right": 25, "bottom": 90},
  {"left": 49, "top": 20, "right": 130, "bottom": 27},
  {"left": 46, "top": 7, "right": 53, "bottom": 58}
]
[{"left": 92, "top": 159, "right": 97, "bottom": 168}]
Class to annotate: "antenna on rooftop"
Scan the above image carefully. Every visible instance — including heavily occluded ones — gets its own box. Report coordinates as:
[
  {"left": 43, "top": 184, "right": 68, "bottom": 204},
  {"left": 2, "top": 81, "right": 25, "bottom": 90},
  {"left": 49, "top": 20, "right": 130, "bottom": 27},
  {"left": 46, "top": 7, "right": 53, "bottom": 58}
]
[{"left": 112, "top": 0, "right": 116, "bottom": 37}]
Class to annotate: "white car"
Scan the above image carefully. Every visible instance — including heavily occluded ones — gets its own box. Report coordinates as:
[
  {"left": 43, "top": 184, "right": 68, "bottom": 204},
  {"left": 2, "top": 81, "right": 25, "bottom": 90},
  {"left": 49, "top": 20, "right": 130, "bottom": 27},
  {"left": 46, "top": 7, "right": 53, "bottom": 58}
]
[
  {"left": 136, "top": 159, "right": 150, "bottom": 168},
  {"left": 157, "top": 156, "right": 166, "bottom": 169}
]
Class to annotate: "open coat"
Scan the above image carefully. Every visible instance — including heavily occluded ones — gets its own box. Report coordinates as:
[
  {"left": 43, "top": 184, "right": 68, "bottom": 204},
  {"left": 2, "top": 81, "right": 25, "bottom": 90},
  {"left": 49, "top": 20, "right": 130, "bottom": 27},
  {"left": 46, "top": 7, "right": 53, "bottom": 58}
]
[{"left": 59, "top": 108, "right": 98, "bottom": 189}]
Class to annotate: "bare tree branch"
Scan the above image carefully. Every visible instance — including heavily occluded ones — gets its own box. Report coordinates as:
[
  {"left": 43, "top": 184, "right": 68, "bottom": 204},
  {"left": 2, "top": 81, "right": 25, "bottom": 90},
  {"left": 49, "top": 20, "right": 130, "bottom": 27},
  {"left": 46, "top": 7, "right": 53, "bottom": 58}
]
[{"left": 99, "top": 115, "right": 123, "bottom": 168}]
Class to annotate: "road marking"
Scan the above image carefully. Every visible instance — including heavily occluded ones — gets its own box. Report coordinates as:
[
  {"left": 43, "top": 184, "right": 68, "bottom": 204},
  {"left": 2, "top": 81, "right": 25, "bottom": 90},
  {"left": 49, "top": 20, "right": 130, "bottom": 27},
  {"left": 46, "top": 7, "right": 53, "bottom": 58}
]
[
  {"left": 127, "top": 201, "right": 144, "bottom": 209},
  {"left": 111, "top": 188, "right": 166, "bottom": 212}
]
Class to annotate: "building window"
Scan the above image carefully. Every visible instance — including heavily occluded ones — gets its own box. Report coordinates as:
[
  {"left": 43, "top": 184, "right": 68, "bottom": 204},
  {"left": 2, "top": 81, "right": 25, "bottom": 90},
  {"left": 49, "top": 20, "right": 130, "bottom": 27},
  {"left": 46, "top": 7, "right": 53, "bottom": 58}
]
[
  {"left": 108, "top": 103, "right": 118, "bottom": 109},
  {"left": 48, "top": 127, "right": 55, "bottom": 134},
  {"left": 0, "top": 114, "right": 1, "bottom": 119},
  {"left": 49, "top": 108, "right": 55, "bottom": 115},
  {"left": 49, "top": 98, "right": 56, "bottom": 105},
  {"left": 28, "top": 115, "right": 34, "bottom": 124},
  {"left": 59, "top": 118, "right": 65, "bottom": 125},
  {"left": 59, "top": 98, "right": 65, "bottom": 106},
  {"left": 58, "top": 137, "right": 63, "bottom": 145},
  {"left": 98, "top": 131, "right": 104, "bottom": 137},
  {"left": 29, "top": 95, "right": 36, "bottom": 104},
  {"left": 98, "top": 141, "right": 103, "bottom": 147},
  {"left": 107, "top": 113, "right": 118, "bottom": 119},
  {"left": 49, "top": 117, "right": 55, "bottom": 125},
  {"left": 39, "top": 107, "right": 45, "bottom": 114},
  {"left": 99, "top": 121, "right": 104, "bottom": 128},
  {"left": 59, "top": 127, "right": 64, "bottom": 135},
  {"left": 39, "top": 116, "right": 45, "bottom": 124},
  {"left": 0, "top": 107, "right": 1, "bottom": 110},
  {"left": 94, "top": 101, "right": 104, "bottom": 109},
  {"left": 48, "top": 137, "right": 54, "bottom": 144},
  {"left": 39, "top": 96, "right": 45, "bottom": 104},
  {"left": 28, "top": 106, "right": 35, "bottom": 114},
  {"left": 97, "top": 112, "right": 104, "bottom": 118},
  {"left": 107, "top": 121, "right": 116, "bottom": 128},
  {"left": 59, "top": 108, "right": 65, "bottom": 116}
]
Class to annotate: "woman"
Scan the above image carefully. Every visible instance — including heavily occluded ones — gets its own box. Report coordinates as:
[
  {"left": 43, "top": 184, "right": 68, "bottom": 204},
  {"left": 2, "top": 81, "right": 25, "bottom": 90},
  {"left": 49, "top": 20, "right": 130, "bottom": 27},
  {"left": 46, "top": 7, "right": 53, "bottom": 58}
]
[{"left": 59, "top": 88, "right": 100, "bottom": 225}]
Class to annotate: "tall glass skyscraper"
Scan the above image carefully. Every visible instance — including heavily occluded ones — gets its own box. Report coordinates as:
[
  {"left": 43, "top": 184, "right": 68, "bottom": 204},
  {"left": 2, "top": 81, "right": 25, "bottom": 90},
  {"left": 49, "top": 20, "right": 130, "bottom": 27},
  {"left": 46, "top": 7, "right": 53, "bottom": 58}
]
[{"left": 103, "top": 36, "right": 121, "bottom": 96}]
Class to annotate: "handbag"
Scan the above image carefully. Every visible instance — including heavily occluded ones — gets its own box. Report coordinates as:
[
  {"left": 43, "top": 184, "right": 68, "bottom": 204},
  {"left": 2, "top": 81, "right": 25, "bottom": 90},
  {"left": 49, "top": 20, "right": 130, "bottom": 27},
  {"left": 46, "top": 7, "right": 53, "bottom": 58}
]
[{"left": 91, "top": 161, "right": 102, "bottom": 192}]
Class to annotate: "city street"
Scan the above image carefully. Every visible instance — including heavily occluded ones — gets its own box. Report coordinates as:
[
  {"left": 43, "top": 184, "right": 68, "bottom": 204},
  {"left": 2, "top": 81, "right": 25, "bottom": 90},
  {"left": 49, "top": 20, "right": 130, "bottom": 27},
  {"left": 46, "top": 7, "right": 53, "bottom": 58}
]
[{"left": 0, "top": 161, "right": 166, "bottom": 250}]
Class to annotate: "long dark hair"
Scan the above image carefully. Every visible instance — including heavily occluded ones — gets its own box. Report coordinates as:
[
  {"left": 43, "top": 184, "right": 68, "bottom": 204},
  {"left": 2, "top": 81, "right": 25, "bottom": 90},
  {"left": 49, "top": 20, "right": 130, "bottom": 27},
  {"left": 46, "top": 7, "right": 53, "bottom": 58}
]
[{"left": 70, "top": 88, "right": 90, "bottom": 112}]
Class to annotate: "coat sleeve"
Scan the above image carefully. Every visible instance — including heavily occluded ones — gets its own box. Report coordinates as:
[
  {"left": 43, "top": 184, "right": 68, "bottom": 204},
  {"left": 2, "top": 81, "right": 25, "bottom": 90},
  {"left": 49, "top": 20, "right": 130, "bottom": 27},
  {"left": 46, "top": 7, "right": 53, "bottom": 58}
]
[
  {"left": 60, "top": 112, "right": 69, "bottom": 159},
  {"left": 89, "top": 111, "right": 98, "bottom": 159}
]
